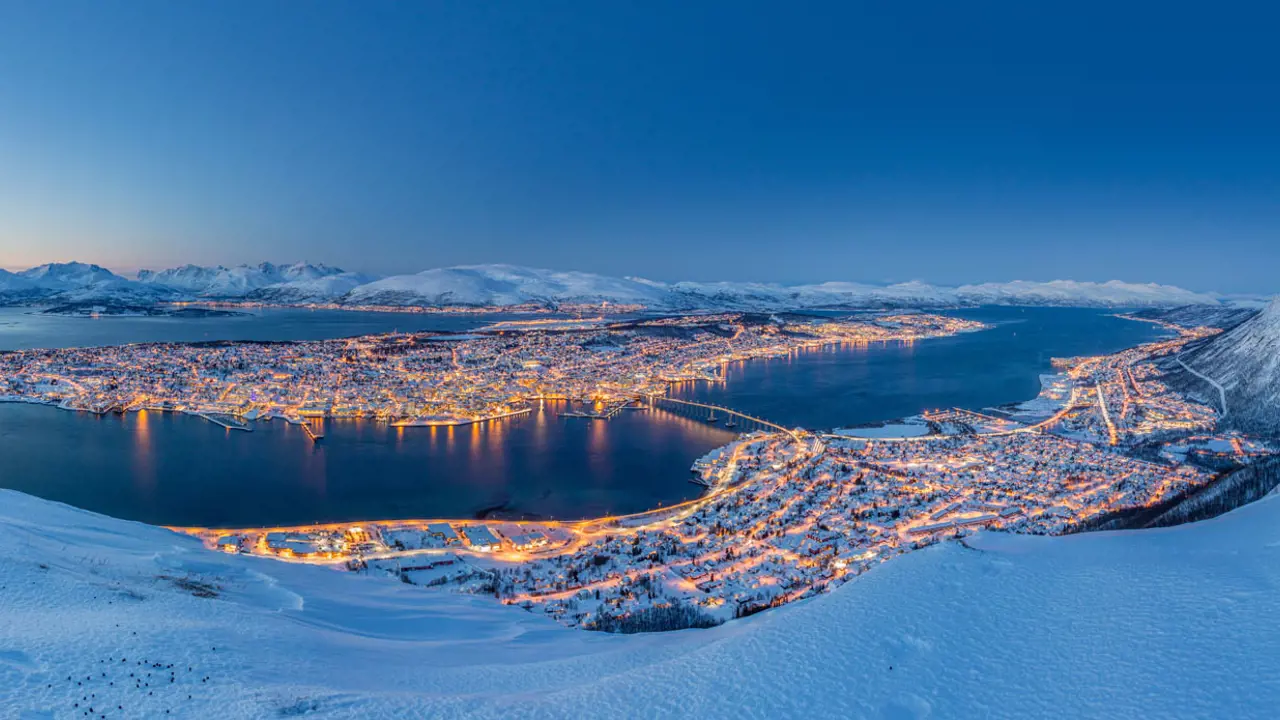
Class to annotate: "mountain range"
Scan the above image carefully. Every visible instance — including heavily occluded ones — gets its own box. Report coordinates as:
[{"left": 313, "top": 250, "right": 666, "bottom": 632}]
[{"left": 0, "top": 261, "right": 1254, "bottom": 311}]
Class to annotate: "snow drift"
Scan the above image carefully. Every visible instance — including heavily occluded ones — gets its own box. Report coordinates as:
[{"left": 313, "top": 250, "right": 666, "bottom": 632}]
[{"left": 1, "top": 488, "right": 1277, "bottom": 718}]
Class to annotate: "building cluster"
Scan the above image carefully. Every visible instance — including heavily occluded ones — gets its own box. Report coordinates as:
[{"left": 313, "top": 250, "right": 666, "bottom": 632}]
[
  {"left": 204, "top": 519, "right": 576, "bottom": 560},
  {"left": 163, "top": 314, "right": 1277, "bottom": 632},
  {"left": 1016, "top": 328, "right": 1227, "bottom": 449},
  {"left": 189, "top": 421, "right": 1212, "bottom": 629},
  {"left": 0, "top": 313, "right": 983, "bottom": 427}
]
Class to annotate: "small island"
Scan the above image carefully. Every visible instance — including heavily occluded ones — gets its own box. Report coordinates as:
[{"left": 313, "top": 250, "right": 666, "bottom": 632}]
[{"left": 38, "top": 302, "right": 250, "bottom": 318}]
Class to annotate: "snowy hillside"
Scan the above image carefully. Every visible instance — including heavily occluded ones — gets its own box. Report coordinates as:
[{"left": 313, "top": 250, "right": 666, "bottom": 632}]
[
  {"left": 245, "top": 272, "right": 378, "bottom": 304},
  {"left": 2, "top": 488, "right": 1277, "bottom": 718},
  {"left": 137, "top": 262, "right": 348, "bottom": 298},
  {"left": 665, "top": 279, "right": 955, "bottom": 310},
  {"left": 666, "top": 278, "right": 1221, "bottom": 311},
  {"left": 1175, "top": 297, "right": 1280, "bottom": 434},
  {"left": 7, "top": 263, "right": 174, "bottom": 305},
  {"left": 0, "top": 260, "right": 1244, "bottom": 310},
  {"left": 954, "top": 279, "right": 1219, "bottom": 308},
  {"left": 19, "top": 262, "right": 122, "bottom": 289},
  {"left": 348, "top": 268, "right": 1225, "bottom": 311},
  {"left": 0, "top": 268, "right": 43, "bottom": 303},
  {"left": 344, "top": 264, "right": 669, "bottom": 307},
  {"left": 1130, "top": 304, "right": 1259, "bottom": 331}
]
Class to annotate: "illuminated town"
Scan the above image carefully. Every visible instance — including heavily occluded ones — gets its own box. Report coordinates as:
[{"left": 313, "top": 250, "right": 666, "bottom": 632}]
[
  {"left": 0, "top": 312, "right": 981, "bottom": 426},
  {"left": 38, "top": 313, "right": 1243, "bottom": 631}
]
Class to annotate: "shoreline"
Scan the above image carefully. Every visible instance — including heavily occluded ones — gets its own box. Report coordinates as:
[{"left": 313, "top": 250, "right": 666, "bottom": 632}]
[
  {"left": 0, "top": 312, "right": 1172, "bottom": 534},
  {"left": 166, "top": 325, "right": 1192, "bottom": 536},
  {"left": 5, "top": 312, "right": 1273, "bottom": 630}
]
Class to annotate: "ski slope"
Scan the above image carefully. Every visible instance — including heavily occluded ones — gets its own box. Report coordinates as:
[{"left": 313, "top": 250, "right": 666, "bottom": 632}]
[{"left": 2, "top": 488, "right": 1277, "bottom": 718}]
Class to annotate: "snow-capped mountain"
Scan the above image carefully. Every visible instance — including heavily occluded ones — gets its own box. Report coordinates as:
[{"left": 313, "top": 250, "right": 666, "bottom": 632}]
[
  {"left": 796, "top": 280, "right": 959, "bottom": 307},
  {"left": 343, "top": 267, "right": 1222, "bottom": 311},
  {"left": 1174, "top": 296, "right": 1280, "bottom": 434},
  {"left": 643, "top": 277, "right": 1217, "bottom": 311},
  {"left": 954, "top": 280, "right": 1220, "bottom": 308},
  {"left": 343, "top": 264, "right": 669, "bottom": 307},
  {"left": 137, "top": 262, "right": 348, "bottom": 298},
  {"left": 0, "top": 268, "right": 42, "bottom": 302},
  {"left": 245, "top": 271, "right": 378, "bottom": 304},
  {"left": 665, "top": 279, "right": 959, "bottom": 310},
  {"left": 18, "top": 261, "right": 122, "bottom": 289},
  {"left": 8, "top": 262, "right": 174, "bottom": 305},
  {"left": 0, "top": 260, "right": 1246, "bottom": 311},
  {"left": 1129, "top": 305, "right": 1259, "bottom": 331}
]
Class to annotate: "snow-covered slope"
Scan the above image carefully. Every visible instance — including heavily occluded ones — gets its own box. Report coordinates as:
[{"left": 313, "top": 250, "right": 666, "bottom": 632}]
[
  {"left": 344, "top": 264, "right": 669, "bottom": 307},
  {"left": 1130, "top": 305, "right": 1260, "bottom": 331},
  {"left": 667, "top": 279, "right": 959, "bottom": 310},
  {"left": 0, "top": 268, "right": 46, "bottom": 303},
  {"left": 137, "top": 262, "right": 349, "bottom": 298},
  {"left": 19, "top": 262, "right": 122, "bottom": 290},
  {"left": 955, "top": 279, "right": 1220, "bottom": 308},
  {"left": 346, "top": 268, "right": 1221, "bottom": 311},
  {"left": 13, "top": 262, "right": 175, "bottom": 305},
  {"left": 2, "top": 488, "right": 1277, "bottom": 719},
  {"left": 246, "top": 272, "right": 378, "bottom": 304},
  {"left": 1176, "top": 297, "right": 1280, "bottom": 433},
  {"left": 0, "top": 260, "right": 1242, "bottom": 310}
]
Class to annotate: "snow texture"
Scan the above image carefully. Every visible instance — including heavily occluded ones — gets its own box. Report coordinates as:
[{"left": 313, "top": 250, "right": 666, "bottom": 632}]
[
  {"left": 2, "top": 263, "right": 177, "bottom": 305},
  {"left": 1177, "top": 297, "right": 1280, "bottom": 434},
  {"left": 136, "top": 262, "right": 349, "bottom": 298},
  {"left": 2, "top": 488, "right": 1277, "bottom": 719}
]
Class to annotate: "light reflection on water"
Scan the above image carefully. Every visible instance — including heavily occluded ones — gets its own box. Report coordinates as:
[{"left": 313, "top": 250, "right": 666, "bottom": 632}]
[
  {"left": 0, "top": 399, "right": 735, "bottom": 528},
  {"left": 0, "top": 307, "right": 1168, "bottom": 528},
  {"left": 670, "top": 307, "right": 1169, "bottom": 430}
]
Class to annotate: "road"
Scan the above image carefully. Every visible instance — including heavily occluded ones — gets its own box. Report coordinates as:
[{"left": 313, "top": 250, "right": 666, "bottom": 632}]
[{"left": 1176, "top": 354, "right": 1229, "bottom": 418}]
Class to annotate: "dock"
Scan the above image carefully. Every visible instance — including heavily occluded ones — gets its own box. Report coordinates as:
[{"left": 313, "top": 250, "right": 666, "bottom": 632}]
[
  {"left": 391, "top": 407, "right": 533, "bottom": 428},
  {"left": 302, "top": 419, "right": 325, "bottom": 442},
  {"left": 199, "top": 412, "right": 254, "bottom": 431},
  {"left": 560, "top": 400, "right": 631, "bottom": 420}
]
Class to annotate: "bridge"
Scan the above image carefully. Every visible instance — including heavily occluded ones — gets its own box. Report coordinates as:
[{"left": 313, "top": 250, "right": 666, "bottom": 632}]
[{"left": 646, "top": 395, "right": 796, "bottom": 438}]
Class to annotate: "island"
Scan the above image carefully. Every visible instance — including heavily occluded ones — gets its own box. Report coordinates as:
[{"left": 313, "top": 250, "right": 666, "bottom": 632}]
[{"left": 38, "top": 302, "right": 250, "bottom": 318}]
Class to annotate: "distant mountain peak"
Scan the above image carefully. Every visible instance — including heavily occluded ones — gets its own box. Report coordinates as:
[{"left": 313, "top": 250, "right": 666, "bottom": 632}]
[
  {"left": 0, "top": 259, "right": 1246, "bottom": 312},
  {"left": 135, "top": 262, "right": 349, "bottom": 297}
]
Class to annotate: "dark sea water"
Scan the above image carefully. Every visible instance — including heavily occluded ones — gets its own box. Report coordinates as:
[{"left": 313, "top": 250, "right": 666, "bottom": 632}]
[
  {"left": 670, "top": 307, "right": 1171, "bottom": 430},
  {"left": 0, "top": 307, "right": 1168, "bottom": 527},
  {"left": 0, "top": 402, "right": 733, "bottom": 527},
  {"left": 0, "top": 306, "right": 558, "bottom": 350}
]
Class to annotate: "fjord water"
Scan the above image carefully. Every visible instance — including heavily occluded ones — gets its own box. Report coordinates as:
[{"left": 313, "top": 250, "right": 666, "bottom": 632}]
[
  {"left": 0, "top": 402, "right": 733, "bottom": 527},
  {"left": 670, "top": 307, "right": 1172, "bottom": 430},
  {"left": 0, "top": 306, "right": 539, "bottom": 350},
  {"left": 0, "top": 307, "right": 1168, "bottom": 527}
]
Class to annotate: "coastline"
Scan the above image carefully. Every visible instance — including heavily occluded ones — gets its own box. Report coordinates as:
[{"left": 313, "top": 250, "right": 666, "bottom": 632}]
[{"left": 3, "top": 310, "right": 1272, "bottom": 632}]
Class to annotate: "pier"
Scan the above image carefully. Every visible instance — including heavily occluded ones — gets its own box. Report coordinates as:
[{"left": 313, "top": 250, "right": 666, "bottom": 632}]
[
  {"left": 199, "top": 412, "right": 253, "bottom": 432},
  {"left": 302, "top": 418, "right": 325, "bottom": 442}
]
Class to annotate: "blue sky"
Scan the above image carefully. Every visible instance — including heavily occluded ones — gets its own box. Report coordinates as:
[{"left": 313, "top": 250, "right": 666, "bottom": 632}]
[{"left": 0, "top": 1, "right": 1276, "bottom": 291}]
